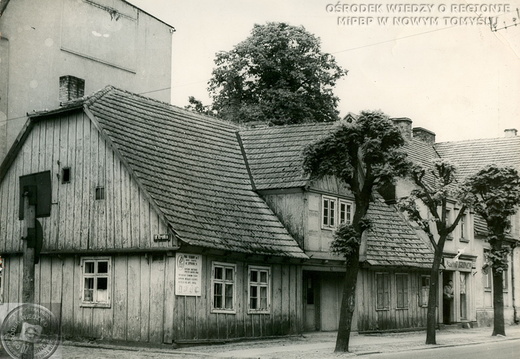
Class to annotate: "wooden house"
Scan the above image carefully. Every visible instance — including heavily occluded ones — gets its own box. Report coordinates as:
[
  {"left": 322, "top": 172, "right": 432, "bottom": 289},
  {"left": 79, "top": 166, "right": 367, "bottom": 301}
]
[
  {"left": 240, "top": 123, "right": 435, "bottom": 332},
  {"left": 0, "top": 87, "right": 307, "bottom": 344}
]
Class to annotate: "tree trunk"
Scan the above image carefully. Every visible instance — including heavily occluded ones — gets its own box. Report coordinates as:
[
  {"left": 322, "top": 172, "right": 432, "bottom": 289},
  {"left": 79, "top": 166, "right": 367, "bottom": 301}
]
[
  {"left": 491, "top": 264, "right": 506, "bottom": 336},
  {"left": 425, "top": 247, "right": 442, "bottom": 344},
  {"left": 335, "top": 248, "right": 360, "bottom": 352}
]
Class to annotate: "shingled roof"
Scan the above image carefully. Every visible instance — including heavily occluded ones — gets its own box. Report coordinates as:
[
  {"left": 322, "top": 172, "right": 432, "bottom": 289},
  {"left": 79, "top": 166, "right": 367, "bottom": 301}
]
[
  {"left": 38, "top": 87, "right": 306, "bottom": 258},
  {"left": 239, "top": 122, "right": 340, "bottom": 190},
  {"left": 240, "top": 122, "right": 434, "bottom": 268},
  {"left": 434, "top": 135, "right": 520, "bottom": 179},
  {"left": 364, "top": 198, "right": 433, "bottom": 268},
  {"left": 435, "top": 135, "right": 520, "bottom": 240}
]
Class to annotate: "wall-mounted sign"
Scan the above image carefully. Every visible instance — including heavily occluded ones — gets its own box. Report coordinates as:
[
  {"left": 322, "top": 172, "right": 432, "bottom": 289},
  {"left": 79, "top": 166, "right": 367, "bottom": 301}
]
[
  {"left": 443, "top": 258, "right": 473, "bottom": 272},
  {"left": 175, "top": 253, "right": 202, "bottom": 296},
  {"left": 153, "top": 234, "right": 171, "bottom": 242}
]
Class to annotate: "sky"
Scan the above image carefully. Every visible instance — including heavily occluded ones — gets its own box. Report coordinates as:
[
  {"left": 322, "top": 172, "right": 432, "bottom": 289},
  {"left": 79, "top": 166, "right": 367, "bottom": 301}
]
[{"left": 128, "top": 0, "right": 520, "bottom": 143}]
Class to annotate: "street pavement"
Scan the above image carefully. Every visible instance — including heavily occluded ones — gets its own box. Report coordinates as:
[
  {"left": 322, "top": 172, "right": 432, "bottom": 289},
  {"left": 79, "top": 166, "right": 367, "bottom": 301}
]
[{"left": 54, "top": 324, "right": 520, "bottom": 358}]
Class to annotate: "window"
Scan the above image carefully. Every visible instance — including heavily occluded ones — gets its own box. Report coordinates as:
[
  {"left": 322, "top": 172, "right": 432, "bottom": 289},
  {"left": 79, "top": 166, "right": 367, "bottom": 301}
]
[
  {"left": 484, "top": 250, "right": 492, "bottom": 291},
  {"left": 446, "top": 208, "right": 453, "bottom": 240},
  {"left": 95, "top": 186, "right": 105, "bottom": 200},
  {"left": 248, "top": 266, "right": 270, "bottom": 313},
  {"left": 396, "top": 274, "right": 409, "bottom": 309},
  {"left": 339, "top": 200, "right": 353, "bottom": 225},
  {"left": 503, "top": 268, "right": 509, "bottom": 291},
  {"left": 61, "top": 167, "right": 71, "bottom": 184},
  {"left": 459, "top": 213, "right": 468, "bottom": 242},
  {"left": 322, "top": 196, "right": 336, "bottom": 228},
  {"left": 81, "top": 257, "right": 111, "bottom": 307},
  {"left": 376, "top": 272, "right": 390, "bottom": 310},
  {"left": 420, "top": 275, "right": 430, "bottom": 307},
  {"left": 212, "top": 262, "right": 236, "bottom": 313}
]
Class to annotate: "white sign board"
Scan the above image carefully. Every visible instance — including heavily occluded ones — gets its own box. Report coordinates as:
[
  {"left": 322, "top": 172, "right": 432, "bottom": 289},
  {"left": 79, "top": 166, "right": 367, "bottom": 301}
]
[{"left": 175, "top": 253, "right": 202, "bottom": 296}]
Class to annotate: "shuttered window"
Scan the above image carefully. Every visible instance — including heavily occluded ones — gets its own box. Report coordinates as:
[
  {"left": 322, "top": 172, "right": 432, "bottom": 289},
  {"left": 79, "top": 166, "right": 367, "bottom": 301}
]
[
  {"left": 420, "top": 275, "right": 430, "bottom": 307},
  {"left": 376, "top": 272, "right": 390, "bottom": 310},
  {"left": 396, "top": 274, "right": 409, "bottom": 309}
]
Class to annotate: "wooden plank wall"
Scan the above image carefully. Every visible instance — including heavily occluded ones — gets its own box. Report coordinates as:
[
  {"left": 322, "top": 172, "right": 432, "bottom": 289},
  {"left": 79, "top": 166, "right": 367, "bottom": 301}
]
[
  {"left": 262, "top": 193, "right": 305, "bottom": 246},
  {"left": 2, "top": 254, "right": 302, "bottom": 343},
  {"left": 356, "top": 269, "right": 429, "bottom": 331},
  {"left": 0, "top": 113, "right": 173, "bottom": 253}
]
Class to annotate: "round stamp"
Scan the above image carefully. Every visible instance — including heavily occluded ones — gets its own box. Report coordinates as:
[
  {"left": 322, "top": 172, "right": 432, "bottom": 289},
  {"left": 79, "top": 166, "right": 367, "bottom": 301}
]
[{"left": 0, "top": 304, "right": 60, "bottom": 359}]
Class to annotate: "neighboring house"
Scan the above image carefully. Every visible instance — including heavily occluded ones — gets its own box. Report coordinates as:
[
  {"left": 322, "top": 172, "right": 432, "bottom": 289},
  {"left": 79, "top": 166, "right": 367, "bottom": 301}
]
[
  {"left": 435, "top": 130, "right": 520, "bottom": 326},
  {"left": 390, "top": 119, "right": 520, "bottom": 328},
  {"left": 0, "top": 87, "right": 306, "bottom": 344},
  {"left": 240, "top": 123, "right": 434, "bottom": 332},
  {"left": 0, "top": 0, "right": 174, "bottom": 162}
]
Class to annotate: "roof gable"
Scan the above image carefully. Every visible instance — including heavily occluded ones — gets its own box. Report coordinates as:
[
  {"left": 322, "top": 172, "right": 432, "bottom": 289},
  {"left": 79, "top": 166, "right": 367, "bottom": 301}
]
[{"left": 83, "top": 87, "right": 305, "bottom": 258}]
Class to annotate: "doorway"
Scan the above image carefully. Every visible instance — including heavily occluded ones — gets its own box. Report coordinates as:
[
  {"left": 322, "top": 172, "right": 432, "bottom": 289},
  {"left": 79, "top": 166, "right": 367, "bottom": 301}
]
[
  {"left": 303, "top": 271, "right": 320, "bottom": 331},
  {"left": 442, "top": 272, "right": 454, "bottom": 324}
]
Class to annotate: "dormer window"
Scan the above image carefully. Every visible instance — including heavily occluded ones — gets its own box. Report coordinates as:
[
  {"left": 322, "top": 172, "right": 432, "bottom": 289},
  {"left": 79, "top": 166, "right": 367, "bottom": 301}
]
[
  {"left": 322, "top": 196, "right": 337, "bottom": 229},
  {"left": 339, "top": 199, "right": 353, "bottom": 225},
  {"left": 322, "top": 196, "right": 354, "bottom": 230}
]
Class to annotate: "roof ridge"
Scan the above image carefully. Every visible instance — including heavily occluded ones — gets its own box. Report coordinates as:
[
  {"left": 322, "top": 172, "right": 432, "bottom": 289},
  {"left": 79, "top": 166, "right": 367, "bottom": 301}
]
[{"left": 436, "top": 135, "right": 520, "bottom": 146}]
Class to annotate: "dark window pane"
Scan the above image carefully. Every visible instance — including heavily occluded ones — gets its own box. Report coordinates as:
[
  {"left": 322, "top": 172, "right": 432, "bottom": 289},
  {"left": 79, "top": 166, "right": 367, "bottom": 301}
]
[
  {"left": 214, "top": 267, "right": 223, "bottom": 280},
  {"left": 97, "top": 277, "right": 108, "bottom": 290},
  {"left": 250, "top": 270, "right": 258, "bottom": 282},
  {"left": 97, "top": 261, "right": 108, "bottom": 274},
  {"left": 84, "top": 262, "right": 95, "bottom": 274}
]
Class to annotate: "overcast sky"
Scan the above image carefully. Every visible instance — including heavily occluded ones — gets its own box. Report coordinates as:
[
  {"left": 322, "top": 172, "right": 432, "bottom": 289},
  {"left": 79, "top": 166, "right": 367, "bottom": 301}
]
[{"left": 128, "top": 0, "right": 520, "bottom": 143}]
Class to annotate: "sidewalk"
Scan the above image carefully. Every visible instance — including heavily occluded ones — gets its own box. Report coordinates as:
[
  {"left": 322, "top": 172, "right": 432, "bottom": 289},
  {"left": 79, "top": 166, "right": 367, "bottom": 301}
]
[{"left": 62, "top": 324, "right": 520, "bottom": 358}]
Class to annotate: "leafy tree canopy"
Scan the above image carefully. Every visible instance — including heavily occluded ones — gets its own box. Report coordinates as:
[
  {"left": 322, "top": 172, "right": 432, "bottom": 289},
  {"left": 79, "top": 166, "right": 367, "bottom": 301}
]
[
  {"left": 464, "top": 164, "right": 520, "bottom": 237},
  {"left": 207, "top": 22, "right": 347, "bottom": 125},
  {"left": 303, "top": 111, "right": 409, "bottom": 195}
]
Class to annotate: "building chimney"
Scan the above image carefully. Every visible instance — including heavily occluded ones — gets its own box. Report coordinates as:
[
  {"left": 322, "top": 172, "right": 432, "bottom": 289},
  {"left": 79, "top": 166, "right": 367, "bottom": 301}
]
[
  {"left": 412, "top": 127, "right": 436, "bottom": 144},
  {"left": 391, "top": 117, "right": 412, "bottom": 141},
  {"left": 59, "top": 76, "right": 85, "bottom": 104},
  {"left": 504, "top": 128, "right": 518, "bottom": 137}
]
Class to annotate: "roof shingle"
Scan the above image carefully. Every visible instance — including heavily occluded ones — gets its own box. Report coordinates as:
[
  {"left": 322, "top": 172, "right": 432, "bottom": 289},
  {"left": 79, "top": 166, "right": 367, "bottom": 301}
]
[{"left": 83, "top": 87, "right": 306, "bottom": 258}]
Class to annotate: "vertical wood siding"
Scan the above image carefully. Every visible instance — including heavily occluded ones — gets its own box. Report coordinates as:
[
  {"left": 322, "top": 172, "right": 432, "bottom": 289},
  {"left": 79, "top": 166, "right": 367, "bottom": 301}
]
[
  {"left": 356, "top": 269, "right": 429, "bottom": 331},
  {"left": 2, "top": 254, "right": 302, "bottom": 343},
  {"left": 0, "top": 113, "right": 172, "bottom": 252}
]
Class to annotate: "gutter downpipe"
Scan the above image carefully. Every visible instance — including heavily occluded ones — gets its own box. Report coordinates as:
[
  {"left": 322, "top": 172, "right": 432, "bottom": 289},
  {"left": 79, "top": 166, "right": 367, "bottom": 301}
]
[{"left": 512, "top": 242, "right": 518, "bottom": 323}]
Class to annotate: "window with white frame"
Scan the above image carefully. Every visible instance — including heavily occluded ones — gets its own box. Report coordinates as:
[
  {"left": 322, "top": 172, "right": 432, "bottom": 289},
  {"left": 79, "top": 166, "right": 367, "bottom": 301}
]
[
  {"left": 339, "top": 199, "right": 353, "bottom": 225},
  {"left": 503, "top": 267, "right": 509, "bottom": 291},
  {"left": 322, "top": 196, "right": 337, "bottom": 228},
  {"left": 248, "top": 266, "right": 270, "bottom": 313},
  {"left": 212, "top": 262, "right": 236, "bottom": 313},
  {"left": 459, "top": 212, "right": 468, "bottom": 242},
  {"left": 395, "top": 274, "right": 409, "bottom": 309},
  {"left": 81, "top": 257, "right": 111, "bottom": 307}
]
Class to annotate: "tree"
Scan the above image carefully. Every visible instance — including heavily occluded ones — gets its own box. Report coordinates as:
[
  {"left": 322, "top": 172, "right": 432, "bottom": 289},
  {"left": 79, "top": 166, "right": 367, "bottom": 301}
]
[
  {"left": 399, "top": 159, "right": 468, "bottom": 344},
  {"left": 207, "top": 22, "right": 347, "bottom": 125},
  {"left": 302, "top": 111, "right": 409, "bottom": 352},
  {"left": 184, "top": 96, "right": 216, "bottom": 117},
  {"left": 464, "top": 164, "right": 520, "bottom": 336}
]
